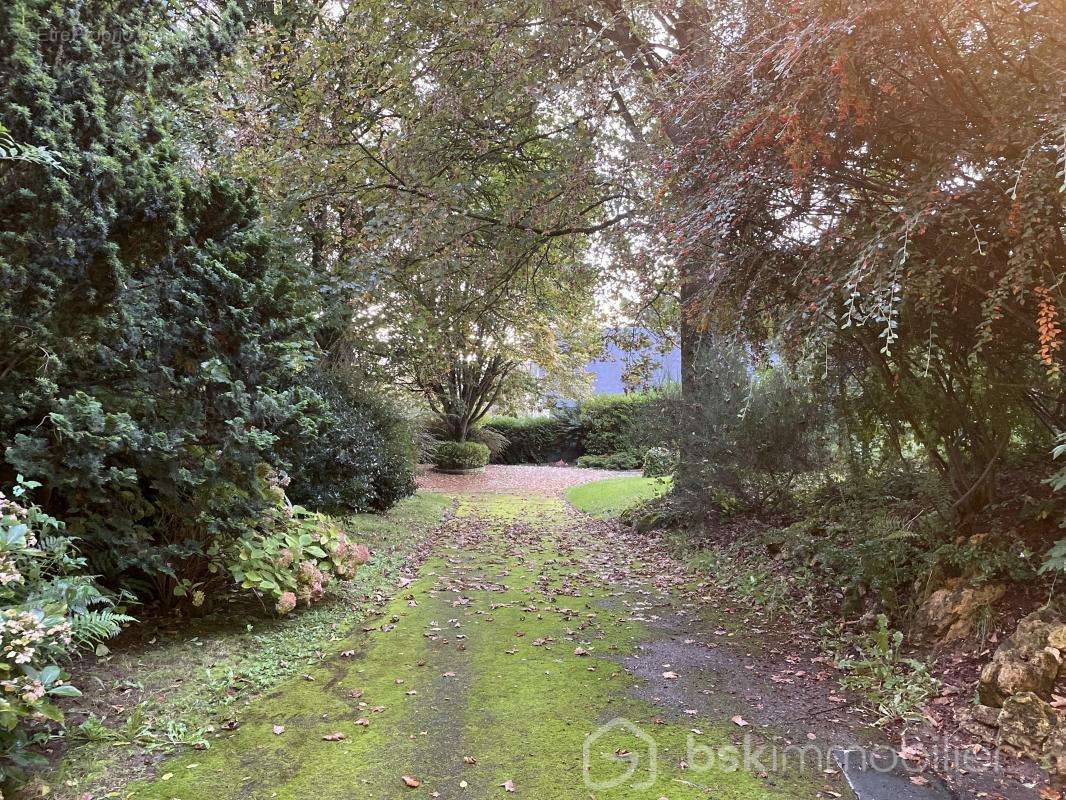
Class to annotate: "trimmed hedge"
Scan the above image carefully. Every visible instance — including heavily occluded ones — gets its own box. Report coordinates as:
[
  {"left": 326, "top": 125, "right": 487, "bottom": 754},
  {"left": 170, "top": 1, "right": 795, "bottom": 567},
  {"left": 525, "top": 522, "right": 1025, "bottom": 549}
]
[
  {"left": 483, "top": 394, "right": 658, "bottom": 468},
  {"left": 578, "top": 393, "right": 655, "bottom": 455},
  {"left": 575, "top": 451, "right": 643, "bottom": 470},
  {"left": 483, "top": 416, "right": 569, "bottom": 464}
]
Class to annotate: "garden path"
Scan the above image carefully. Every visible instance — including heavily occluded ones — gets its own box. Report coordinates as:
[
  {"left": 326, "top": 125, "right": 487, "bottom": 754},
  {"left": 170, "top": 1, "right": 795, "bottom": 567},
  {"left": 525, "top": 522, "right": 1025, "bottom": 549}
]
[{"left": 126, "top": 486, "right": 961, "bottom": 800}]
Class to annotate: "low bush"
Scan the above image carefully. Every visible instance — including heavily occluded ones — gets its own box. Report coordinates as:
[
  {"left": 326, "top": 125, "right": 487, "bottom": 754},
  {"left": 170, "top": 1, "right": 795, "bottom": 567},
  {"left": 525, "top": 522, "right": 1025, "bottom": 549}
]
[
  {"left": 0, "top": 478, "right": 131, "bottom": 785},
  {"left": 434, "top": 442, "right": 490, "bottom": 471},
  {"left": 643, "top": 447, "right": 677, "bottom": 478},
  {"left": 575, "top": 451, "right": 643, "bottom": 470},
  {"left": 228, "top": 509, "right": 370, "bottom": 614}
]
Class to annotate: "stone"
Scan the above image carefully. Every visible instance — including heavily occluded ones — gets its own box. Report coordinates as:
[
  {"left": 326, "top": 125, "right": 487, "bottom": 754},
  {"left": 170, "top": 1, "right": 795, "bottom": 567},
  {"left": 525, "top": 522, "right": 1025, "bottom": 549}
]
[
  {"left": 958, "top": 717, "right": 998, "bottom": 744},
  {"left": 970, "top": 703, "right": 1002, "bottom": 727},
  {"left": 978, "top": 609, "right": 1065, "bottom": 707},
  {"left": 1046, "top": 724, "right": 1066, "bottom": 790},
  {"left": 997, "top": 692, "right": 1056, "bottom": 758},
  {"left": 915, "top": 580, "right": 1006, "bottom": 643}
]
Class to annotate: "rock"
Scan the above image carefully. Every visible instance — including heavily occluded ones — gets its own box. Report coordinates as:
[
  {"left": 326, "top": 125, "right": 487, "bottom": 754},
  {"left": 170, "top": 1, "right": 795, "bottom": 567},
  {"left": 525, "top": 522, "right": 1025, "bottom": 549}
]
[
  {"left": 997, "top": 692, "right": 1056, "bottom": 758},
  {"left": 915, "top": 580, "right": 1006, "bottom": 643},
  {"left": 978, "top": 609, "right": 1065, "bottom": 707},
  {"left": 970, "top": 703, "right": 1002, "bottom": 727},
  {"left": 1047, "top": 725, "right": 1066, "bottom": 786},
  {"left": 1046, "top": 725, "right": 1066, "bottom": 790},
  {"left": 958, "top": 717, "right": 998, "bottom": 744}
]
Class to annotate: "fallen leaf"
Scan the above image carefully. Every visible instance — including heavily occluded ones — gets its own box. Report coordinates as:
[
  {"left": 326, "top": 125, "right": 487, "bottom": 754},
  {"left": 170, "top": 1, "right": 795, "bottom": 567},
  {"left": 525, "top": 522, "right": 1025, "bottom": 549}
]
[
  {"left": 322, "top": 732, "right": 346, "bottom": 741},
  {"left": 402, "top": 775, "right": 421, "bottom": 788},
  {"left": 272, "top": 725, "right": 285, "bottom": 735},
  {"left": 500, "top": 779, "right": 516, "bottom": 792},
  {"left": 731, "top": 715, "right": 749, "bottom": 727}
]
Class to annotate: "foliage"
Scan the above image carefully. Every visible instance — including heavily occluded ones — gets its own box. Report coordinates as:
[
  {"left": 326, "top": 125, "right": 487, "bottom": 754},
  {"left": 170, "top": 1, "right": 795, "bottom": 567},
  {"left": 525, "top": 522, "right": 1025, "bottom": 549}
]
[
  {"left": 201, "top": 1, "right": 614, "bottom": 442},
  {"left": 575, "top": 452, "right": 643, "bottom": 471},
  {"left": 579, "top": 393, "right": 656, "bottom": 457},
  {"left": 1040, "top": 539, "right": 1066, "bottom": 578},
  {"left": 433, "top": 442, "right": 490, "bottom": 471},
  {"left": 1040, "top": 433, "right": 1066, "bottom": 577},
  {"left": 671, "top": 345, "right": 831, "bottom": 512},
  {"left": 648, "top": 0, "right": 1065, "bottom": 516},
  {"left": 0, "top": 0, "right": 414, "bottom": 604},
  {"left": 483, "top": 416, "right": 570, "bottom": 464},
  {"left": 285, "top": 367, "right": 416, "bottom": 512},
  {"left": 642, "top": 447, "right": 677, "bottom": 479},
  {"left": 0, "top": 479, "right": 131, "bottom": 785},
  {"left": 833, "top": 615, "right": 939, "bottom": 727},
  {"left": 0, "top": 123, "right": 63, "bottom": 171},
  {"left": 228, "top": 510, "right": 370, "bottom": 615}
]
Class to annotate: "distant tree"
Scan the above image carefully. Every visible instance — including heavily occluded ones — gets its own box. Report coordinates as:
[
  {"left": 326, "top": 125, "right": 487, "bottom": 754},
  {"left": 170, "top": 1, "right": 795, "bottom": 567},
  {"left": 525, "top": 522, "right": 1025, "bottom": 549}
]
[{"left": 196, "top": 0, "right": 618, "bottom": 434}]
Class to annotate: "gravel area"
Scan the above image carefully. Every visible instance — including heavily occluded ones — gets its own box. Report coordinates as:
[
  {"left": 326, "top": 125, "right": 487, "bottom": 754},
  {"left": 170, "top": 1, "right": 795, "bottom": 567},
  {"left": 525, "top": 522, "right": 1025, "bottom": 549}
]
[{"left": 415, "top": 464, "right": 640, "bottom": 496}]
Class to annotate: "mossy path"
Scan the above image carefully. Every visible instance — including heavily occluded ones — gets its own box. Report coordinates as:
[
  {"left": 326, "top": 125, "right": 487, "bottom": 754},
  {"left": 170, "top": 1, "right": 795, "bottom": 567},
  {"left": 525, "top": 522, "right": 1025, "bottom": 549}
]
[{"left": 126, "top": 494, "right": 839, "bottom": 800}]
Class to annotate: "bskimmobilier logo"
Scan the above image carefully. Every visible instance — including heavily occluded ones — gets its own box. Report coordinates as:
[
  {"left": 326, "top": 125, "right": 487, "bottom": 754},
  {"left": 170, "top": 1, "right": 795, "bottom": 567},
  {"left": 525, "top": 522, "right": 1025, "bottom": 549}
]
[{"left": 583, "top": 718, "right": 658, "bottom": 791}]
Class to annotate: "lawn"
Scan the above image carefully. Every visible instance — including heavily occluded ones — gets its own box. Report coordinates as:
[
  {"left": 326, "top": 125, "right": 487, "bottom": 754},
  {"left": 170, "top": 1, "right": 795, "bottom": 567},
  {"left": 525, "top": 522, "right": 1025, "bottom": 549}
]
[{"left": 564, "top": 475, "right": 671, "bottom": 518}]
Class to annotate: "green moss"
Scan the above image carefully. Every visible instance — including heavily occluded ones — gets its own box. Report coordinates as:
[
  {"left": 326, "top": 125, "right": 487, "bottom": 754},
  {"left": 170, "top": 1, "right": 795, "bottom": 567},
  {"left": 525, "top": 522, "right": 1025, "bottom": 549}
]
[
  {"left": 83, "top": 493, "right": 821, "bottom": 800},
  {"left": 565, "top": 477, "right": 672, "bottom": 518},
  {"left": 46, "top": 493, "right": 452, "bottom": 799}
]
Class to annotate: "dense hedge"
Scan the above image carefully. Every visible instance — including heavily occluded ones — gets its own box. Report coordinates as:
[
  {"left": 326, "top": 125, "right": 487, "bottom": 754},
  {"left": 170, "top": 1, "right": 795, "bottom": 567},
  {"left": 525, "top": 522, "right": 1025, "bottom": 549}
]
[
  {"left": 0, "top": 0, "right": 412, "bottom": 603},
  {"left": 578, "top": 393, "right": 655, "bottom": 456},
  {"left": 285, "top": 369, "right": 416, "bottom": 512},
  {"left": 483, "top": 394, "right": 656, "bottom": 467},
  {"left": 483, "top": 416, "right": 570, "bottom": 464}
]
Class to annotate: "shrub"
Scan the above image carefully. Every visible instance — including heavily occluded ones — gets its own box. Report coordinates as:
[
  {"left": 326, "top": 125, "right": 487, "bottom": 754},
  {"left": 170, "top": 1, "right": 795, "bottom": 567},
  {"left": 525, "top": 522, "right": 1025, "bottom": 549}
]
[
  {"left": 482, "top": 416, "right": 568, "bottom": 464},
  {"left": 0, "top": 2, "right": 344, "bottom": 605},
  {"left": 672, "top": 344, "right": 831, "bottom": 511},
  {"left": 575, "top": 451, "right": 643, "bottom": 470},
  {"left": 1040, "top": 433, "right": 1066, "bottom": 578},
  {"left": 833, "top": 615, "right": 939, "bottom": 727},
  {"left": 434, "top": 442, "right": 490, "bottom": 471},
  {"left": 228, "top": 509, "right": 370, "bottom": 614},
  {"left": 285, "top": 368, "right": 416, "bottom": 512},
  {"left": 0, "top": 478, "right": 131, "bottom": 785},
  {"left": 579, "top": 393, "right": 656, "bottom": 456},
  {"left": 643, "top": 447, "right": 677, "bottom": 478}
]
